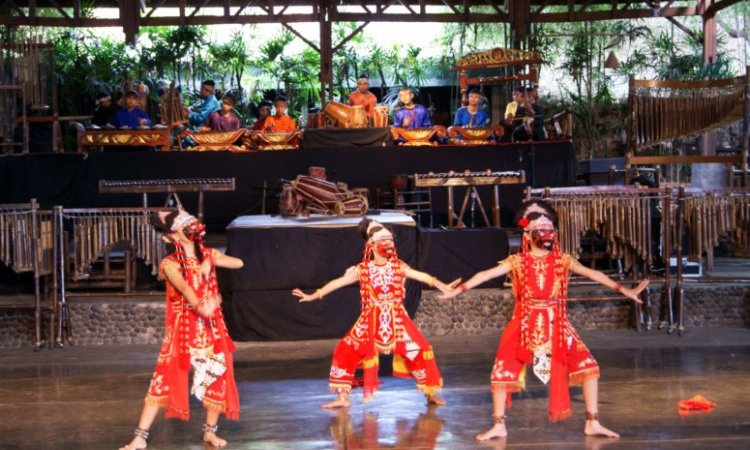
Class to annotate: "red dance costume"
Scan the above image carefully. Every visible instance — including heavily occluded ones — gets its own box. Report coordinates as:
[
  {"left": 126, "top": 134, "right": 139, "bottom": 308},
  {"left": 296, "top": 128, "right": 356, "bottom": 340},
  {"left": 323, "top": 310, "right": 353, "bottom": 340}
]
[
  {"left": 145, "top": 248, "right": 240, "bottom": 420},
  {"left": 491, "top": 243, "right": 599, "bottom": 421},
  {"left": 328, "top": 258, "right": 442, "bottom": 400}
]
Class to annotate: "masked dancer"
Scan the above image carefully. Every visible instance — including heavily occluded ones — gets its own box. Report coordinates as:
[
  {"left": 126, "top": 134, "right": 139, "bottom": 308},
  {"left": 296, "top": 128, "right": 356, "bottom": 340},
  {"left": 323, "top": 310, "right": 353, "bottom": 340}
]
[
  {"left": 119, "top": 209, "right": 244, "bottom": 450},
  {"left": 293, "top": 218, "right": 456, "bottom": 409},
  {"left": 441, "top": 200, "right": 648, "bottom": 441}
]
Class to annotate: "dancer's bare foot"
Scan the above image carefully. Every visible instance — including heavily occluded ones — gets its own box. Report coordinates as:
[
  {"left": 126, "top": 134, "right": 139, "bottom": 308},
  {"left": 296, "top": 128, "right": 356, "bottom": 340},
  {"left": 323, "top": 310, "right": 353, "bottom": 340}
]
[
  {"left": 476, "top": 422, "right": 507, "bottom": 441},
  {"left": 203, "top": 431, "right": 227, "bottom": 448},
  {"left": 321, "top": 395, "right": 350, "bottom": 409},
  {"left": 476, "top": 415, "right": 507, "bottom": 441},
  {"left": 584, "top": 416, "right": 619, "bottom": 438},
  {"left": 426, "top": 394, "right": 446, "bottom": 406},
  {"left": 119, "top": 436, "right": 147, "bottom": 450},
  {"left": 120, "top": 428, "right": 149, "bottom": 450}
]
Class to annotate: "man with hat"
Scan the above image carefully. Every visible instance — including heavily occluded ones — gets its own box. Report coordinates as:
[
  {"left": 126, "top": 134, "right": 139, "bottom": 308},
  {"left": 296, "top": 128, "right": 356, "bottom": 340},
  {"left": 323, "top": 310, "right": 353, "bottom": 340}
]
[
  {"left": 188, "top": 80, "right": 221, "bottom": 128},
  {"left": 112, "top": 89, "right": 152, "bottom": 129},
  {"left": 92, "top": 92, "right": 117, "bottom": 127}
]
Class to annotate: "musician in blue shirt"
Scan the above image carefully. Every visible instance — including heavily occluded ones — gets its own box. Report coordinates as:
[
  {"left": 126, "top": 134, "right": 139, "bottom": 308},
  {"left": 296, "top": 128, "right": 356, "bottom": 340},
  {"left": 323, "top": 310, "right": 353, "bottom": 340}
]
[
  {"left": 188, "top": 80, "right": 220, "bottom": 128},
  {"left": 112, "top": 90, "right": 152, "bottom": 129},
  {"left": 453, "top": 89, "right": 490, "bottom": 128},
  {"left": 393, "top": 87, "right": 431, "bottom": 128}
]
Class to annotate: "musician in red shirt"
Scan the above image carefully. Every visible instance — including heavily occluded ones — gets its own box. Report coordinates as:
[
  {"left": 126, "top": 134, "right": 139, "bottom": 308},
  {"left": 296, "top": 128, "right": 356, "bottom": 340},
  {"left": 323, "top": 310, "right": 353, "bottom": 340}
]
[
  {"left": 252, "top": 100, "right": 273, "bottom": 131},
  {"left": 266, "top": 97, "right": 297, "bottom": 133},
  {"left": 347, "top": 74, "right": 378, "bottom": 117}
]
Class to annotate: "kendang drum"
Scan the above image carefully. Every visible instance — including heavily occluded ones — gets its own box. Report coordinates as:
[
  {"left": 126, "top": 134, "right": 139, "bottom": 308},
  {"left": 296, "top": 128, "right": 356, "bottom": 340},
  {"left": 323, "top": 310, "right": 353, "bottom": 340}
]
[
  {"left": 306, "top": 112, "right": 326, "bottom": 129},
  {"left": 280, "top": 175, "right": 370, "bottom": 217},
  {"left": 324, "top": 101, "right": 369, "bottom": 129},
  {"left": 372, "top": 105, "right": 389, "bottom": 128},
  {"left": 339, "top": 195, "right": 369, "bottom": 216}
]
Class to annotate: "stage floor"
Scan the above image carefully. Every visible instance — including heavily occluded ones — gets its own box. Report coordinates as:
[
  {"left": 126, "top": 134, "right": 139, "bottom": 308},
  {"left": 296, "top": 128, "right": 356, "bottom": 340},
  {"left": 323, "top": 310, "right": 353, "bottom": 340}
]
[{"left": 1, "top": 329, "right": 749, "bottom": 449}]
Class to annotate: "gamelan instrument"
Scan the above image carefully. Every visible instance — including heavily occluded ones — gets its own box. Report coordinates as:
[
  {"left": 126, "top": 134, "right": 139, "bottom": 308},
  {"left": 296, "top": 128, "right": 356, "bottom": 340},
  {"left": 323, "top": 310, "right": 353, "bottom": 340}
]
[
  {"left": 390, "top": 126, "right": 447, "bottom": 146},
  {"left": 414, "top": 170, "right": 526, "bottom": 227},
  {"left": 306, "top": 112, "right": 327, "bottom": 129},
  {"left": 324, "top": 101, "right": 369, "bottom": 129},
  {"left": 99, "top": 177, "right": 236, "bottom": 222},
  {"left": 56, "top": 207, "right": 172, "bottom": 280},
  {"left": 245, "top": 130, "right": 302, "bottom": 151},
  {"left": 446, "top": 125, "right": 504, "bottom": 145},
  {"left": 0, "top": 200, "right": 54, "bottom": 348},
  {"left": 179, "top": 129, "right": 246, "bottom": 152},
  {"left": 71, "top": 122, "right": 177, "bottom": 152},
  {"left": 280, "top": 175, "right": 369, "bottom": 217},
  {"left": 372, "top": 105, "right": 389, "bottom": 128}
]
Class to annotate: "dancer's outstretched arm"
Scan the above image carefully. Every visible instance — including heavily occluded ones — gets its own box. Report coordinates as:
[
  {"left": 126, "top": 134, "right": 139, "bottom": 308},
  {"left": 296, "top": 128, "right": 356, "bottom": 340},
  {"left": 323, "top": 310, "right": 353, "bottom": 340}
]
[
  {"left": 403, "top": 266, "right": 460, "bottom": 295},
  {"left": 214, "top": 251, "right": 244, "bottom": 269},
  {"left": 293, "top": 266, "right": 359, "bottom": 302},
  {"left": 570, "top": 261, "right": 647, "bottom": 304},
  {"left": 438, "top": 263, "right": 511, "bottom": 300}
]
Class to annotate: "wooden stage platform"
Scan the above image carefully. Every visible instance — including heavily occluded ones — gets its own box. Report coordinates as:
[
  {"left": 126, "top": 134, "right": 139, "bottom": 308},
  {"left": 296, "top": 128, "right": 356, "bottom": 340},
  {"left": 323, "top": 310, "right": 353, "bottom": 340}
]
[{"left": 0, "top": 328, "right": 748, "bottom": 449}]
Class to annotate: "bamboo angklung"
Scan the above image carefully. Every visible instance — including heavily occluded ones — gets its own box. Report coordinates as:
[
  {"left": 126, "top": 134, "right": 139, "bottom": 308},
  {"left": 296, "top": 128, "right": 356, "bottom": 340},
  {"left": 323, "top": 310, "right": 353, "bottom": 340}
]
[
  {"left": 678, "top": 189, "right": 750, "bottom": 261},
  {"left": 528, "top": 189, "right": 664, "bottom": 271},
  {"left": 58, "top": 207, "right": 173, "bottom": 281},
  {"left": 631, "top": 80, "right": 743, "bottom": 150}
]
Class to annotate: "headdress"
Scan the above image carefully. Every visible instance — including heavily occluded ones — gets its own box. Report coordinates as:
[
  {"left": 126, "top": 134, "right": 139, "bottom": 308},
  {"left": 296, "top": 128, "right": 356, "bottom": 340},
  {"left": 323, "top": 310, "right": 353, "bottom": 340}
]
[
  {"left": 366, "top": 220, "right": 393, "bottom": 242},
  {"left": 362, "top": 220, "right": 397, "bottom": 262},
  {"left": 171, "top": 209, "right": 197, "bottom": 232}
]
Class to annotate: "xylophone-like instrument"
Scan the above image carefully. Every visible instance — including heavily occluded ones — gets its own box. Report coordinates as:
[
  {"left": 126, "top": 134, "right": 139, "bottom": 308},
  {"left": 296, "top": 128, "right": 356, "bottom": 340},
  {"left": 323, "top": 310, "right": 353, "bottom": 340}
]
[
  {"left": 414, "top": 170, "right": 525, "bottom": 187},
  {"left": 413, "top": 170, "right": 526, "bottom": 227},
  {"left": 99, "top": 178, "right": 236, "bottom": 222}
]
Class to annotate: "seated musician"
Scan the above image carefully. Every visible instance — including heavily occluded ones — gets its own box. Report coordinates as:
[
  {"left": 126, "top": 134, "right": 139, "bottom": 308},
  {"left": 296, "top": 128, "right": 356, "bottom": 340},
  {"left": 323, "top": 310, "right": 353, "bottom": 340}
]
[
  {"left": 454, "top": 89, "right": 489, "bottom": 128},
  {"left": 347, "top": 74, "right": 378, "bottom": 117},
  {"left": 188, "top": 80, "right": 220, "bottom": 128},
  {"left": 507, "top": 86, "right": 546, "bottom": 141},
  {"left": 92, "top": 92, "right": 117, "bottom": 127},
  {"left": 393, "top": 87, "right": 431, "bottom": 128},
  {"left": 112, "top": 90, "right": 152, "bottom": 129},
  {"left": 200, "top": 93, "right": 241, "bottom": 132},
  {"left": 265, "top": 97, "right": 297, "bottom": 133},
  {"left": 252, "top": 100, "right": 273, "bottom": 131}
]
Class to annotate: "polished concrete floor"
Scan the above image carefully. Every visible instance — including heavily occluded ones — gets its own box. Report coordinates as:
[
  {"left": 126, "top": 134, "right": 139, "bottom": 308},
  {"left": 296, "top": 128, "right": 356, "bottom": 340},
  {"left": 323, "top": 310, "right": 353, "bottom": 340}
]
[{"left": 1, "top": 329, "right": 749, "bottom": 450}]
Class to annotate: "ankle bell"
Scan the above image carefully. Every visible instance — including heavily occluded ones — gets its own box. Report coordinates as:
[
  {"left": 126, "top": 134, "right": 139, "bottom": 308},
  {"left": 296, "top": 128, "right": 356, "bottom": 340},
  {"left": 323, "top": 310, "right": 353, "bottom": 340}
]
[{"left": 133, "top": 428, "right": 149, "bottom": 440}]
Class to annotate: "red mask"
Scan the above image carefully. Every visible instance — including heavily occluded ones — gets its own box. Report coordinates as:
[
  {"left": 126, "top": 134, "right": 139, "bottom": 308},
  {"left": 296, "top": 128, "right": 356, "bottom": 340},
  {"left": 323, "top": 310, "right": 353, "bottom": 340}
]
[
  {"left": 531, "top": 229, "right": 557, "bottom": 250},
  {"left": 183, "top": 222, "right": 206, "bottom": 242},
  {"left": 375, "top": 240, "right": 396, "bottom": 258}
]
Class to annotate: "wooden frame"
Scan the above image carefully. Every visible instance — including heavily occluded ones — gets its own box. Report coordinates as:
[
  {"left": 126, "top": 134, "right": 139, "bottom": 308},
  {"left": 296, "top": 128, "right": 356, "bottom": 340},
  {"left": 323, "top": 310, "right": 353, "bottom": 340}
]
[
  {"left": 625, "top": 66, "right": 749, "bottom": 187},
  {"left": 71, "top": 122, "right": 177, "bottom": 152}
]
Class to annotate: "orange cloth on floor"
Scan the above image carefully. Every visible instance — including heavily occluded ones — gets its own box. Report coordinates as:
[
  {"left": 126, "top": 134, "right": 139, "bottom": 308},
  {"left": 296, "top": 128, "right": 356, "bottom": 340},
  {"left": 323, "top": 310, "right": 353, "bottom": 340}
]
[{"left": 678, "top": 395, "right": 716, "bottom": 411}]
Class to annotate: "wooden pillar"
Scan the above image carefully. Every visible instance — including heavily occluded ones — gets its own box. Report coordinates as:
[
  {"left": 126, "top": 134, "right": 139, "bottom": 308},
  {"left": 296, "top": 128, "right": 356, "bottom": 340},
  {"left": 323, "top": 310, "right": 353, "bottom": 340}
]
[
  {"left": 319, "top": 1, "right": 333, "bottom": 105},
  {"left": 120, "top": 0, "right": 140, "bottom": 45},
  {"left": 743, "top": 65, "right": 750, "bottom": 186},
  {"left": 696, "top": 1, "right": 722, "bottom": 186},
  {"left": 508, "top": 0, "right": 531, "bottom": 49},
  {"left": 625, "top": 75, "right": 635, "bottom": 180}
]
